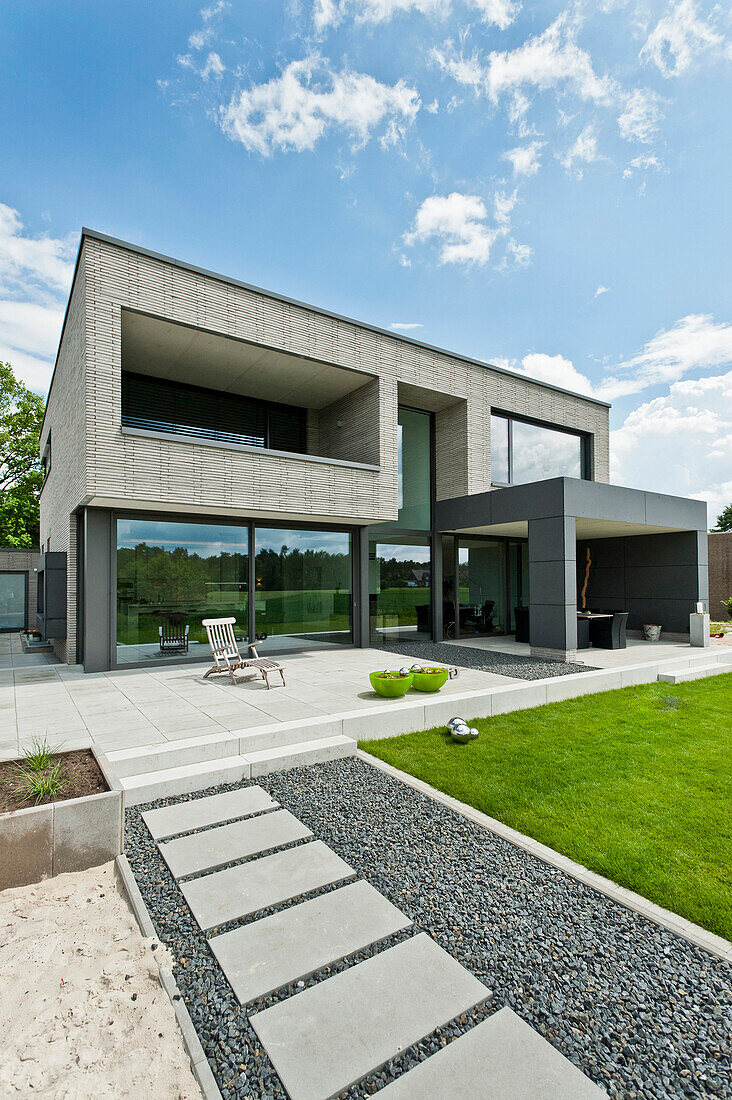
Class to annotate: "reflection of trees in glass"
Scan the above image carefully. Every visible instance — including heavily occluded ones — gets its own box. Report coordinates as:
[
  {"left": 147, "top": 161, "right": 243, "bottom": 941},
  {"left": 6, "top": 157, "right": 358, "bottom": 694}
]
[
  {"left": 255, "top": 547, "right": 351, "bottom": 591},
  {"left": 376, "top": 557, "right": 430, "bottom": 588},
  {"left": 117, "top": 543, "right": 248, "bottom": 607}
]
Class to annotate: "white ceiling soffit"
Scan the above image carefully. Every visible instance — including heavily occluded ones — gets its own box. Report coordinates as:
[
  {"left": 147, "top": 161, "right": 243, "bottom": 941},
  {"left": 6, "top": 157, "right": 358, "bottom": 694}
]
[
  {"left": 452, "top": 518, "right": 685, "bottom": 539},
  {"left": 120, "top": 310, "right": 375, "bottom": 409}
]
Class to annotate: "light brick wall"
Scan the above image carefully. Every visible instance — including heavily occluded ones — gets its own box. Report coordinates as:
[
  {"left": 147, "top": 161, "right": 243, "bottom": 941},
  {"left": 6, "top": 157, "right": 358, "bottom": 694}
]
[
  {"left": 435, "top": 401, "right": 469, "bottom": 501},
  {"left": 317, "top": 378, "right": 380, "bottom": 466},
  {"left": 39, "top": 265, "right": 88, "bottom": 664}
]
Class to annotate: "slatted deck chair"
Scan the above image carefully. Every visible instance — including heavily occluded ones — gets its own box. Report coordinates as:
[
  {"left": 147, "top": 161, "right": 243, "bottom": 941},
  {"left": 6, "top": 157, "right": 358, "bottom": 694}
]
[
  {"left": 202, "top": 617, "right": 286, "bottom": 688},
  {"left": 159, "top": 613, "right": 190, "bottom": 654}
]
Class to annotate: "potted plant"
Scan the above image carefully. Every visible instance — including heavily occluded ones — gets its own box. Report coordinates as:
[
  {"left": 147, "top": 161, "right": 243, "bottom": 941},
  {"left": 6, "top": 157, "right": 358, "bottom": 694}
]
[
  {"left": 643, "top": 624, "right": 662, "bottom": 642},
  {"left": 410, "top": 666, "right": 450, "bottom": 692},
  {"left": 369, "top": 669, "right": 414, "bottom": 697}
]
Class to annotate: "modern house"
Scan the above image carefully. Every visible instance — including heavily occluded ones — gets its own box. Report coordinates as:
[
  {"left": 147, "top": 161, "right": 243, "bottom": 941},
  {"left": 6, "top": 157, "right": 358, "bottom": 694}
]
[{"left": 38, "top": 230, "right": 709, "bottom": 672}]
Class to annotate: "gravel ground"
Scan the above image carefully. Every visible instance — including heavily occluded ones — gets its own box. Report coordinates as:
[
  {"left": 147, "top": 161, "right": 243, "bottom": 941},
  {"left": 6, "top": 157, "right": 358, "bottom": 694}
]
[
  {"left": 126, "top": 759, "right": 731, "bottom": 1100},
  {"left": 374, "top": 640, "right": 598, "bottom": 679}
]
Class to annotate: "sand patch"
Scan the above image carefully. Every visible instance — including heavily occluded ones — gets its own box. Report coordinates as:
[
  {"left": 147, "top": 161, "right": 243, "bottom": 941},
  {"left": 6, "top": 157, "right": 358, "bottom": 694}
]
[{"left": 0, "top": 862, "right": 200, "bottom": 1098}]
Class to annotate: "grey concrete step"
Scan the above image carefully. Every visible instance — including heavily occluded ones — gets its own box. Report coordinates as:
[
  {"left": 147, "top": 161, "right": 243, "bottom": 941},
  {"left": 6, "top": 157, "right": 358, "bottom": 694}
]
[
  {"left": 210, "top": 879, "right": 411, "bottom": 1004},
  {"left": 246, "top": 734, "right": 355, "bottom": 777},
  {"left": 120, "top": 755, "right": 250, "bottom": 807},
  {"left": 181, "top": 840, "right": 354, "bottom": 932},
  {"left": 376, "top": 1006, "right": 606, "bottom": 1099},
  {"left": 160, "top": 809, "right": 312, "bottom": 878},
  {"left": 107, "top": 732, "right": 240, "bottom": 778},
  {"left": 658, "top": 663, "right": 730, "bottom": 684},
  {"left": 249, "top": 933, "right": 488, "bottom": 1100},
  {"left": 142, "top": 786, "right": 278, "bottom": 841}
]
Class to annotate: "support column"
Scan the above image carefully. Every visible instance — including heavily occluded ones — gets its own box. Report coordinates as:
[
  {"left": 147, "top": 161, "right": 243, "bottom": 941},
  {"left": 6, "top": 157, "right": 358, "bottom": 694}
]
[
  {"left": 528, "top": 515, "right": 578, "bottom": 662},
  {"left": 82, "top": 508, "right": 113, "bottom": 673}
]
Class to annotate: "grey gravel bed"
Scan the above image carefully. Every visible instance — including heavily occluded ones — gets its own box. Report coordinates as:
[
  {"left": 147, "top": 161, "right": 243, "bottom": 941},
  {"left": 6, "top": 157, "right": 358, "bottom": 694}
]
[
  {"left": 125, "top": 760, "right": 731, "bottom": 1100},
  {"left": 374, "top": 640, "right": 598, "bottom": 679}
]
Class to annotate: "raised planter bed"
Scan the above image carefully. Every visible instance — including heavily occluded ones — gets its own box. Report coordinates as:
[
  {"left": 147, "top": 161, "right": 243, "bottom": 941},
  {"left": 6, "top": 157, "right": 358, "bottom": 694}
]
[
  {"left": 0, "top": 747, "right": 123, "bottom": 891},
  {"left": 20, "top": 631, "right": 53, "bottom": 653}
]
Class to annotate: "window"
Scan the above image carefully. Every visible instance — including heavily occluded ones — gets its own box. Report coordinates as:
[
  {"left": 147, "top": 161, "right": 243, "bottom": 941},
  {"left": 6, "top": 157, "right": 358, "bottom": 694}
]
[
  {"left": 116, "top": 518, "right": 249, "bottom": 665},
  {"left": 377, "top": 406, "right": 432, "bottom": 533},
  {"left": 491, "top": 413, "right": 586, "bottom": 485},
  {"left": 121, "top": 372, "right": 307, "bottom": 455},
  {"left": 253, "top": 528, "right": 352, "bottom": 653},
  {"left": 369, "top": 536, "right": 431, "bottom": 643}
]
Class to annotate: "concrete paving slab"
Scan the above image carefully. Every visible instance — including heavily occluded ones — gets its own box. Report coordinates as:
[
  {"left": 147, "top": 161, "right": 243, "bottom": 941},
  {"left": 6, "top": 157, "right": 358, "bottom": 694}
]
[
  {"left": 181, "top": 841, "right": 354, "bottom": 931},
  {"left": 142, "top": 786, "right": 277, "bottom": 840},
  {"left": 160, "top": 809, "right": 312, "bottom": 878},
  {"left": 210, "top": 879, "right": 411, "bottom": 1004},
  {"left": 375, "top": 1007, "right": 606, "bottom": 1099},
  {"left": 249, "top": 933, "right": 488, "bottom": 1100}
]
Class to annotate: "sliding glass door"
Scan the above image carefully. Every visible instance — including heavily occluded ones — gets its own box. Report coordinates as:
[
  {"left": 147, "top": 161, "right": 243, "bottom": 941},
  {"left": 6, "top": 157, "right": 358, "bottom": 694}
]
[
  {"left": 116, "top": 519, "right": 249, "bottom": 665},
  {"left": 441, "top": 535, "right": 527, "bottom": 639},
  {"left": 253, "top": 528, "right": 352, "bottom": 653}
]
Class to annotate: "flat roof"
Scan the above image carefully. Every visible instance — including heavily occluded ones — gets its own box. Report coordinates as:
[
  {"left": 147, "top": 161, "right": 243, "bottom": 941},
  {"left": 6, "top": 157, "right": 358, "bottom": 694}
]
[{"left": 42, "top": 227, "right": 611, "bottom": 430}]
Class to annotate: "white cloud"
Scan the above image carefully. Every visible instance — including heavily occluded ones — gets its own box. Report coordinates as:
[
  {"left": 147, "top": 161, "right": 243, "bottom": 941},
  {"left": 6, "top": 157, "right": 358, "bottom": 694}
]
[
  {"left": 0, "top": 203, "right": 75, "bottom": 393},
  {"left": 389, "top": 322, "right": 424, "bottom": 330},
  {"left": 514, "top": 352, "right": 595, "bottom": 395},
  {"left": 559, "top": 124, "right": 601, "bottom": 176},
  {"left": 188, "top": 1, "right": 228, "bottom": 50},
  {"left": 640, "top": 0, "right": 723, "bottom": 77},
  {"left": 611, "top": 372, "right": 732, "bottom": 524},
  {"left": 201, "top": 52, "right": 225, "bottom": 80},
  {"left": 623, "top": 152, "right": 663, "bottom": 177},
  {"left": 404, "top": 193, "right": 497, "bottom": 265},
  {"left": 220, "top": 57, "right": 420, "bottom": 155},
  {"left": 313, "top": 0, "right": 519, "bottom": 32},
  {"left": 594, "top": 284, "right": 610, "bottom": 297},
  {"left": 501, "top": 140, "right": 543, "bottom": 177},
  {"left": 433, "top": 15, "right": 616, "bottom": 110},
  {"left": 598, "top": 313, "right": 732, "bottom": 400},
  {"left": 618, "top": 88, "right": 664, "bottom": 142}
]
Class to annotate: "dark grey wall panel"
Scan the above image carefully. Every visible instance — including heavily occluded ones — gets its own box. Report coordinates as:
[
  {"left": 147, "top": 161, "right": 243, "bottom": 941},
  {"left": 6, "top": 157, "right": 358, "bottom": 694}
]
[{"left": 82, "top": 508, "right": 113, "bottom": 673}]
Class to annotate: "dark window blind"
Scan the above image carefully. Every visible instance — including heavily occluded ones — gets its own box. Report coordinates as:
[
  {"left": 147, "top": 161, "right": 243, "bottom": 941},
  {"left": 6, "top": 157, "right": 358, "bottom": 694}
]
[{"left": 121, "top": 372, "right": 307, "bottom": 454}]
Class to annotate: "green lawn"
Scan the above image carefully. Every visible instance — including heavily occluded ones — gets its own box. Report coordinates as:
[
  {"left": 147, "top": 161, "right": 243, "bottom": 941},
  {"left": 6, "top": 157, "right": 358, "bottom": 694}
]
[{"left": 360, "top": 675, "right": 732, "bottom": 940}]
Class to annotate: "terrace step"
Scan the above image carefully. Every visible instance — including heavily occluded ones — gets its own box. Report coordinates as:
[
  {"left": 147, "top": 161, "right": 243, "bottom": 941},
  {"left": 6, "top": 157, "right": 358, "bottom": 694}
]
[
  {"left": 658, "top": 663, "right": 731, "bottom": 684},
  {"left": 107, "top": 732, "right": 240, "bottom": 778},
  {"left": 119, "top": 755, "right": 250, "bottom": 806},
  {"left": 245, "top": 734, "right": 356, "bottom": 777}
]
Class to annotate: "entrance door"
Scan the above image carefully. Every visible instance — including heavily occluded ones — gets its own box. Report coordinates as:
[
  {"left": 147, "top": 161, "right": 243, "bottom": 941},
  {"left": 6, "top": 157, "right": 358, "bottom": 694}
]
[{"left": 0, "top": 572, "right": 27, "bottom": 632}]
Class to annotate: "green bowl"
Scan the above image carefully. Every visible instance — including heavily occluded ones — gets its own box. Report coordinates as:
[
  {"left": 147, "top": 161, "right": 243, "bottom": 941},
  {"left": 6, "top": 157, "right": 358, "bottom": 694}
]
[
  {"left": 411, "top": 667, "right": 449, "bottom": 692},
  {"left": 369, "top": 670, "right": 413, "bottom": 697}
]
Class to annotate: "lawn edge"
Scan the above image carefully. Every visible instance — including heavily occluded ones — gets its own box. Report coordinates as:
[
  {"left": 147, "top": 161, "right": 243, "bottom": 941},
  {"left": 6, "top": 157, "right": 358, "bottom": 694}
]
[{"left": 357, "top": 749, "right": 732, "bottom": 964}]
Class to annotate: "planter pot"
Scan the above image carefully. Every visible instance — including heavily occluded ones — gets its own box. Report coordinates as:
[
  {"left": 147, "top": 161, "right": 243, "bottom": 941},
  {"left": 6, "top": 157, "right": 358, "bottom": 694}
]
[
  {"left": 369, "top": 671, "right": 413, "bottom": 697},
  {"left": 411, "top": 667, "right": 449, "bottom": 692},
  {"left": 0, "top": 748, "right": 122, "bottom": 892},
  {"left": 643, "top": 624, "right": 662, "bottom": 642}
]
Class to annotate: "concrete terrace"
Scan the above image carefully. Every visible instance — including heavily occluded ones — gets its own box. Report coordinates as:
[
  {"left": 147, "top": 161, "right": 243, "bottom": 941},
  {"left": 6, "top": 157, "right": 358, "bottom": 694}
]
[{"left": 1, "top": 633, "right": 729, "bottom": 770}]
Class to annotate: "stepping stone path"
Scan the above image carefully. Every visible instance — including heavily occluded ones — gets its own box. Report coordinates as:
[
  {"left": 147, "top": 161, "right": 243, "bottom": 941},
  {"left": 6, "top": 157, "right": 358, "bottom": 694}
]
[{"left": 143, "top": 785, "right": 608, "bottom": 1099}]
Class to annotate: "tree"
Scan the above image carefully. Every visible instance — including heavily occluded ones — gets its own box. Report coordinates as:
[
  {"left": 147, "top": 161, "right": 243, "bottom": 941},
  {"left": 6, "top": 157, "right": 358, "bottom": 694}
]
[
  {"left": 0, "top": 362, "right": 45, "bottom": 547},
  {"left": 712, "top": 504, "right": 732, "bottom": 532}
]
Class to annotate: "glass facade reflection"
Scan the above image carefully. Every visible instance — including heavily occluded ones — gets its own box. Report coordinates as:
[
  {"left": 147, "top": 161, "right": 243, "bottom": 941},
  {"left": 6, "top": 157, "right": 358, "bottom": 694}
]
[
  {"left": 116, "top": 519, "right": 249, "bottom": 665},
  {"left": 491, "top": 413, "right": 585, "bottom": 485},
  {"left": 369, "top": 537, "right": 431, "bottom": 643},
  {"left": 457, "top": 539, "right": 506, "bottom": 634},
  {"left": 254, "top": 528, "right": 352, "bottom": 653}
]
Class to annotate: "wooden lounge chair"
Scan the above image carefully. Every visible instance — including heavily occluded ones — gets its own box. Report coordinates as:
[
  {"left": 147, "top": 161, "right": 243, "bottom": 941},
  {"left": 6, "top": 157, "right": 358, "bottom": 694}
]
[{"left": 202, "top": 617, "right": 286, "bottom": 688}]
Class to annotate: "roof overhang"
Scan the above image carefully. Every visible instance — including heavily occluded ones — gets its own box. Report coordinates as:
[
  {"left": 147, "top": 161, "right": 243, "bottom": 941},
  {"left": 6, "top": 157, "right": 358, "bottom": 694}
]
[{"left": 436, "top": 478, "right": 708, "bottom": 539}]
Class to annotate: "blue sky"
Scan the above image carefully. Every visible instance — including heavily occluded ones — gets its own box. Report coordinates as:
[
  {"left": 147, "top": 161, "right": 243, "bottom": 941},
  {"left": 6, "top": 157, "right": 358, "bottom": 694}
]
[{"left": 1, "top": 0, "right": 730, "bottom": 520}]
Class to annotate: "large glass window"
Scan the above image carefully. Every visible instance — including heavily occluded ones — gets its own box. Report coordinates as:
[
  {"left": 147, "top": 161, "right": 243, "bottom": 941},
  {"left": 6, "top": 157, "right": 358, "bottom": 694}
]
[
  {"left": 116, "top": 519, "right": 249, "bottom": 665},
  {"left": 491, "top": 413, "right": 585, "bottom": 485},
  {"left": 369, "top": 537, "right": 431, "bottom": 643},
  {"left": 458, "top": 539, "right": 506, "bottom": 634},
  {"left": 254, "top": 528, "right": 352, "bottom": 654}
]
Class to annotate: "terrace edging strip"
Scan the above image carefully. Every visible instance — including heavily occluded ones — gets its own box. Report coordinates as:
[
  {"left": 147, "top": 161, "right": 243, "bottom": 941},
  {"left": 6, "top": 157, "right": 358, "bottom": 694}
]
[
  {"left": 357, "top": 750, "right": 732, "bottom": 964},
  {"left": 115, "top": 854, "right": 224, "bottom": 1100}
]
